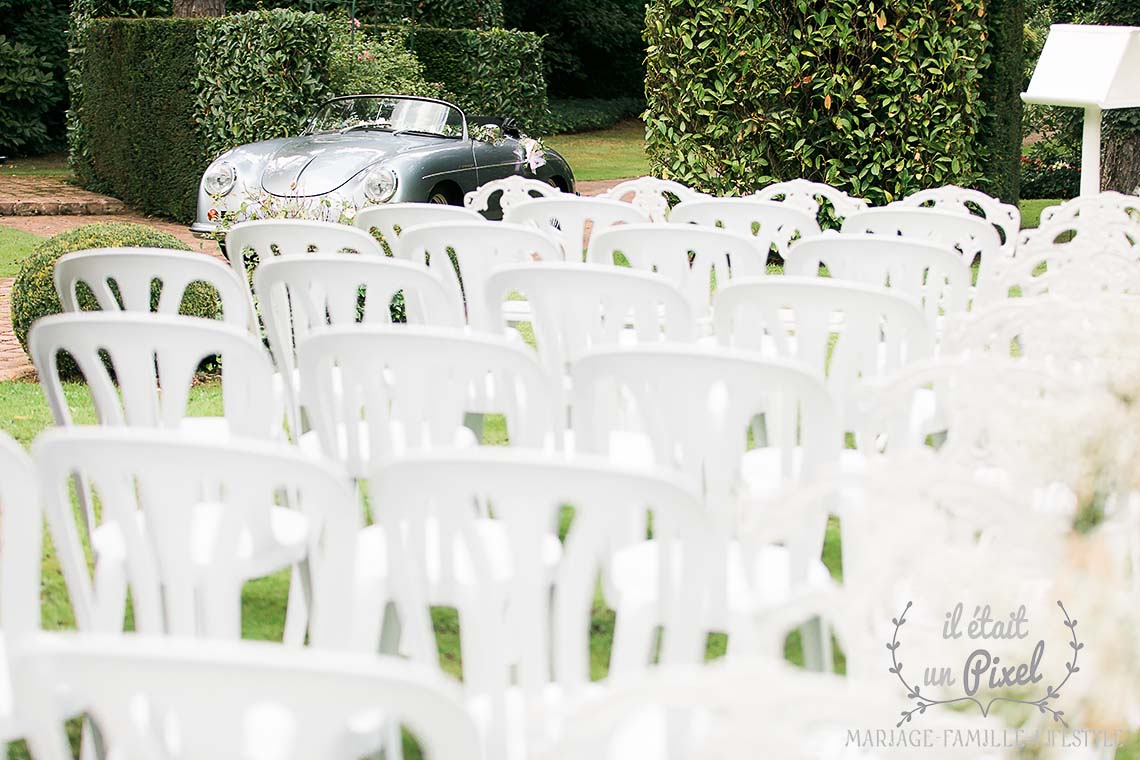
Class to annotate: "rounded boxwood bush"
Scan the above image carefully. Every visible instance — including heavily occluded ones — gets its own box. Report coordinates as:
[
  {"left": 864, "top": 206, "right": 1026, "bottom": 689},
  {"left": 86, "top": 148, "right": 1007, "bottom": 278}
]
[{"left": 11, "top": 222, "right": 219, "bottom": 376}]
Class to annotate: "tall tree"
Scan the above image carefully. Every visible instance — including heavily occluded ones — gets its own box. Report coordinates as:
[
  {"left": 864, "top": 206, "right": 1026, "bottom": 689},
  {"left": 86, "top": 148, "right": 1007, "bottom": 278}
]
[
  {"left": 172, "top": 0, "right": 224, "bottom": 17},
  {"left": 1097, "top": 0, "right": 1140, "bottom": 192}
]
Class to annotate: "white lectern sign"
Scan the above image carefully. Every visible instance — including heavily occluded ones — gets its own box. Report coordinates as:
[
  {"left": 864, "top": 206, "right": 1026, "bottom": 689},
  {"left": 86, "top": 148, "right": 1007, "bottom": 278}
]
[{"left": 1022, "top": 24, "right": 1140, "bottom": 195}]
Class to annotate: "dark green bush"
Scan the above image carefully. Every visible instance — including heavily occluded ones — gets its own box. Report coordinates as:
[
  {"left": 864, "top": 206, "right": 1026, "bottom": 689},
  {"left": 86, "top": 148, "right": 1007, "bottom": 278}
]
[
  {"left": 79, "top": 18, "right": 206, "bottom": 219},
  {"left": 1020, "top": 143, "right": 1080, "bottom": 200},
  {"left": 977, "top": 0, "right": 1024, "bottom": 203},
  {"left": 645, "top": 0, "right": 990, "bottom": 203},
  {"left": 0, "top": 35, "right": 57, "bottom": 156},
  {"left": 328, "top": 14, "right": 444, "bottom": 97},
  {"left": 10, "top": 223, "right": 218, "bottom": 378},
  {"left": 227, "top": 0, "right": 500, "bottom": 28},
  {"left": 503, "top": 0, "right": 644, "bottom": 99},
  {"left": 546, "top": 97, "right": 643, "bottom": 134},
  {"left": 392, "top": 23, "right": 548, "bottom": 129},
  {"left": 416, "top": 0, "right": 502, "bottom": 29}
]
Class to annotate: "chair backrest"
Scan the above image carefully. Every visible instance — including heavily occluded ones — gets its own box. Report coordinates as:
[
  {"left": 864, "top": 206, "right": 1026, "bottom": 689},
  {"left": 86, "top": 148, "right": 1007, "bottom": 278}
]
[
  {"left": 892, "top": 185, "right": 1020, "bottom": 257},
  {"left": 985, "top": 218, "right": 1140, "bottom": 301},
  {"left": 16, "top": 633, "right": 479, "bottom": 760},
  {"left": 713, "top": 278, "right": 933, "bottom": 426},
  {"left": 571, "top": 344, "right": 838, "bottom": 516},
  {"left": 369, "top": 449, "right": 709, "bottom": 758},
  {"left": 600, "top": 176, "right": 708, "bottom": 222},
  {"left": 463, "top": 175, "right": 562, "bottom": 216},
  {"left": 786, "top": 234, "right": 972, "bottom": 324},
  {"left": 484, "top": 263, "right": 696, "bottom": 379},
  {"left": 504, "top": 197, "right": 649, "bottom": 262},
  {"left": 32, "top": 427, "right": 358, "bottom": 641},
  {"left": 253, "top": 253, "right": 464, "bottom": 401},
  {"left": 0, "top": 432, "right": 40, "bottom": 639},
  {"left": 353, "top": 202, "right": 484, "bottom": 251},
  {"left": 841, "top": 206, "right": 1003, "bottom": 289},
  {"left": 753, "top": 179, "right": 869, "bottom": 225},
  {"left": 586, "top": 223, "right": 762, "bottom": 314},
  {"left": 669, "top": 197, "right": 821, "bottom": 262},
  {"left": 1039, "top": 190, "right": 1140, "bottom": 227},
  {"left": 394, "top": 221, "right": 561, "bottom": 328},
  {"left": 298, "top": 326, "right": 559, "bottom": 477},
  {"left": 28, "top": 312, "right": 278, "bottom": 438},
  {"left": 54, "top": 248, "right": 251, "bottom": 329}
]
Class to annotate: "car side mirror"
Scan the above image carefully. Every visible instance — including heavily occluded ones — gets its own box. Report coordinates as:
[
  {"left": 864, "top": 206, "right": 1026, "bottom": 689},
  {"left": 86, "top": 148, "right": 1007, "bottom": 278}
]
[{"left": 501, "top": 117, "right": 521, "bottom": 138}]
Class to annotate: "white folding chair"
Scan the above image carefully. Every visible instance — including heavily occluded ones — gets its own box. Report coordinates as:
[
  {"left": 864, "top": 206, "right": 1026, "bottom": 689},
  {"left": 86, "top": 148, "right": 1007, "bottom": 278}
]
[
  {"left": 713, "top": 277, "right": 933, "bottom": 431},
  {"left": 224, "top": 219, "right": 384, "bottom": 331},
  {"left": 354, "top": 202, "right": 484, "bottom": 251},
  {"left": 15, "top": 633, "right": 480, "bottom": 760},
  {"left": 464, "top": 175, "right": 562, "bottom": 217},
  {"left": 586, "top": 224, "right": 762, "bottom": 319},
  {"left": 786, "top": 234, "right": 972, "bottom": 326},
  {"left": 32, "top": 427, "right": 359, "bottom": 645},
  {"left": 394, "top": 221, "right": 561, "bottom": 328},
  {"left": 753, "top": 178, "right": 869, "bottom": 224},
  {"left": 484, "top": 263, "right": 697, "bottom": 382},
  {"left": 0, "top": 432, "right": 40, "bottom": 747},
  {"left": 368, "top": 448, "right": 710, "bottom": 760},
  {"left": 571, "top": 345, "right": 840, "bottom": 668},
  {"left": 504, "top": 197, "right": 649, "bottom": 262},
  {"left": 254, "top": 254, "right": 464, "bottom": 436},
  {"left": 600, "top": 176, "right": 707, "bottom": 222},
  {"left": 298, "top": 325, "right": 560, "bottom": 478},
  {"left": 54, "top": 248, "right": 252, "bottom": 329},
  {"left": 669, "top": 197, "right": 821, "bottom": 263},
  {"left": 893, "top": 185, "right": 1020, "bottom": 257}
]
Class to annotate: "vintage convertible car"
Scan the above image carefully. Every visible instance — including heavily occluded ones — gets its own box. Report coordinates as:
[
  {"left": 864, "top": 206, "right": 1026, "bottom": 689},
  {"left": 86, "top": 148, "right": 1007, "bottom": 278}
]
[{"left": 190, "top": 94, "right": 575, "bottom": 236}]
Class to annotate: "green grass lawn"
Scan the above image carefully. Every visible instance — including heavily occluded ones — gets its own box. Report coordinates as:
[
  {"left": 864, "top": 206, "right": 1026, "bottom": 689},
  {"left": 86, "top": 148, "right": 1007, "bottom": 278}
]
[
  {"left": 545, "top": 120, "right": 650, "bottom": 181},
  {"left": 0, "top": 227, "right": 43, "bottom": 277},
  {"left": 0, "top": 153, "right": 71, "bottom": 177}
]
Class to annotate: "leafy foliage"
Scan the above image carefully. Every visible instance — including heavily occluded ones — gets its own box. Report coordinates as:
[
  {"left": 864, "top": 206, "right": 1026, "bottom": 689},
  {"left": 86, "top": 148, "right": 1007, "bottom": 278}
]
[
  {"left": 380, "top": 23, "right": 548, "bottom": 130},
  {"left": 0, "top": 0, "right": 69, "bottom": 155},
  {"left": 10, "top": 223, "right": 216, "bottom": 378},
  {"left": 328, "top": 14, "right": 444, "bottom": 97},
  {"left": 546, "top": 97, "right": 643, "bottom": 134},
  {"left": 503, "top": 0, "right": 645, "bottom": 98},
  {"left": 1021, "top": 141, "right": 1080, "bottom": 199},
  {"left": 644, "top": 0, "right": 991, "bottom": 204},
  {"left": 977, "top": 0, "right": 1024, "bottom": 202},
  {"left": 225, "top": 0, "right": 500, "bottom": 28}
]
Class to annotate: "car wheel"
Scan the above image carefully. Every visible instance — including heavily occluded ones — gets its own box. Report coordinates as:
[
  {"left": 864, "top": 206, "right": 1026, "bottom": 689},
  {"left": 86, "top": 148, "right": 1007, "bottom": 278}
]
[{"left": 428, "top": 191, "right": 451, "bottom": 205}]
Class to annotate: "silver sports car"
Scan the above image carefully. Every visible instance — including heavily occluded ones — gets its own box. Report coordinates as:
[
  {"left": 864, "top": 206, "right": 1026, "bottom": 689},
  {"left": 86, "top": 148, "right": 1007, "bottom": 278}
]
[{"left": 190, "top": 94, "right": 575, "bottom": 236}]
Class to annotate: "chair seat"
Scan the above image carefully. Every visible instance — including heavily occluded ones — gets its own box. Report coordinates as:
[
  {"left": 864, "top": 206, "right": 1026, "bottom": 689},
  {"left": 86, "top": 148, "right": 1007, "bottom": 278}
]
[
  {"left": 467, "top": 681, "right": 606, "bottom": 760},
  {"left": 298, "top": 423, "right": 479, "bottom": 476},
  {"left": 91, "top": 503, "right": 310, "bottom": 582}
]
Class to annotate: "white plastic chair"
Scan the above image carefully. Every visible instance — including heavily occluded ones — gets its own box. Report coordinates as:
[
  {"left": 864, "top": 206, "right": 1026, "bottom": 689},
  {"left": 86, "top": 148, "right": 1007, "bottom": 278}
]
[
  {"left": 713, "top": 277, "right": 933, "bottom": 430},
  {"left": 484, "top": 263, "right": 697, "bottom": 381},
  {"left": 298, "top": 325, "right": 559, "bottom": 477},
  {"left": 753, "top": 178, "right": 869, "bottom": 224},
  {"left": 893, "top": 185, "right": 1020, "bottom": 257},
  {"left": 586, "top": 224, "right": 764, "bottom": 318},
  {"left": 600, "top": 177, "right": 708, "bottom": 222},
  {"left": 464, "top": 175, "right": 562, "bottom": 217},
  {"left": 504, "top": 197, "right": 649, "bottom": 262},
  {"left": 29, "top": 312, "right": 279, "bottom": 438},
  {"left": 1038, "top": 190, "right": 1140, "bottom": 227},
  {"left": 254, "top": 254, "right": 464, "bottom": 436},
  {"left": 15, "top": 633, "right": 480, "bottom": 760},
  {"left": 353, "top": 202, "right": 484, "bottom": 251},
  {"left": 571, "top": 345, "right": 839, "bottom": 668},
  {"left": 841, "top": 206, "right": 1002, "bottom": 295},
  {"left": 32, "top": 427, "right": 359, "bottom": 645},
  {"left": 0, "top": 432, "right": 39, "bottom": 747},
  {"left": 669, "top": 197, "right": 821, "bottom": 262},
  {"left": 224, "top": 219, "right": 385, "bottom": 331},
  {"left": 785, "top": 234, "right": 972, "bottom": 325},
  {"left": 54, "top": 248, "right": 252, "bottom": 329},
  {"left": 368, "top": 448, "right": 710, "bottom": 760},
  {"left": 394, "top": 221, "right": 561, "bottom": 329}
]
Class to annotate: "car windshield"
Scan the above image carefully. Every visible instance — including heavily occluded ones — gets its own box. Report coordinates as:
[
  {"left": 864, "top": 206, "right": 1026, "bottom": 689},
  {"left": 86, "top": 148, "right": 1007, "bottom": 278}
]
[{"left": 305, "top": 96, "right": 464, "bottom": 138}]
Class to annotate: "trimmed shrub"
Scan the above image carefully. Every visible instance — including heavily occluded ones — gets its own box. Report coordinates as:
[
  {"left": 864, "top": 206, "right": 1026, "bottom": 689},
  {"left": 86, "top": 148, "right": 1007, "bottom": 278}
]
[
  {"left": 644, "top": 0, "right": 990, "bottom": 203},
  {"left": 226, "top": 0, "right": 501, "bottom": 29},
  {"left": 195, "top": 10, "right": 334, "bottom": 157},
  {"left": 391, "top": 24, "right": 548, "bottom": 129},
  {"left": 417, "top": 0, "right": 503, "bottom": 29},
  {"left": 546, "top": 97, "right": 643, "bottom": 134},
  {"left": 10, "top": 223, "right": 217, "bottom": 378},
  {"left": 79, "top": 18, "right": 205, "bottom": 219},
  {"left": 0, "top": 35, "right": 57, "bottom": 156},
  {"left": 328, "top": 15, "right": 444, "bottom": 98},
  {"left": 978, "top": 0, "right": 1024, "bottom": 203}
]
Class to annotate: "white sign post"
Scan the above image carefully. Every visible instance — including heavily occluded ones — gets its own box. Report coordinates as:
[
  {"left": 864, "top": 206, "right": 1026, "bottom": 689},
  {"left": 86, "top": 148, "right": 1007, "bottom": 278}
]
[{"left": 1022, "top": 24, "right": 1140, "bottom": 196}]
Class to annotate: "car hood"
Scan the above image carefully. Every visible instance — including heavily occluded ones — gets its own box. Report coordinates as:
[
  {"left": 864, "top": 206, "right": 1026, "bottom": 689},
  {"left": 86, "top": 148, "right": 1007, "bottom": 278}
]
[{"left": 260, "top": 131, "right": 442, "bottom": 197}]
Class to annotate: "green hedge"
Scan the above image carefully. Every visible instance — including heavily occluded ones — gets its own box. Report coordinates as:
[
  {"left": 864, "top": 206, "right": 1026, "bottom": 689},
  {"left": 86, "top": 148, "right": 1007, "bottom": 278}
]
[
  {"left": 226, "top": 0, "right": 502, "bottom": 29},
  {"left": 978, "top": 0, "right": 1024, "bottom": 203},
  {"left": 644, "top": 0, "right": 991, "bottom": 204},
  {"left": 71, "top": 10, "right": 333, "bottom": 221},
  {"left": 389, "top": 24, "right": 548, "bottom": 129}
]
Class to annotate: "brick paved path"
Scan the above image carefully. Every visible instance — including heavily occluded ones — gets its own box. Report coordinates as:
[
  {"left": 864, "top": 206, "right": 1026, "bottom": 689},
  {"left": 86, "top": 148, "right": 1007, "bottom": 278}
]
[
  {"left": 0, "top": 175, "right": 126, "bottom": 216},
  {"left": 0, "top": 278, "right": 33, "bottom": 381}
]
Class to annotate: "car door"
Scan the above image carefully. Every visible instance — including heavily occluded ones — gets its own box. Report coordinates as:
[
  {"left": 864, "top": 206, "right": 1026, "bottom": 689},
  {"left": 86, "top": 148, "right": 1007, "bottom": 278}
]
[{"left": 473, "top": 136, "right": 523, "bottom": 185}]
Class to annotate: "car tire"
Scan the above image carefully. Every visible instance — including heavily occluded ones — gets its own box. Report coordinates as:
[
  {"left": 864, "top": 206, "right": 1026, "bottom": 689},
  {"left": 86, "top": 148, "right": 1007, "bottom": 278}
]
[{"left": 428, "top": 191, "right": 451, "bottom": 205}]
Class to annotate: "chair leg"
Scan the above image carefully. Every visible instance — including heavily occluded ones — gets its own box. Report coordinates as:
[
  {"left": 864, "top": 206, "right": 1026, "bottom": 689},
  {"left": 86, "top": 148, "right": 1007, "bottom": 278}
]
[
  {"left": 609, "top": 603, "right": 658, "bottom": 676},
  {"left": 799, "top": 616, "right": 833, "bottom": 672},
  {"left": 283, "top": 563, "right": 310, "bottom": 646}
]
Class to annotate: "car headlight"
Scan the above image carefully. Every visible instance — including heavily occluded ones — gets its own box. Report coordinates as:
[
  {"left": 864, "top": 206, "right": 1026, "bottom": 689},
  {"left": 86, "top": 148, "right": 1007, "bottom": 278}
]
[
  {"left": 203, "top": 161, "right": 236, "bottom": 197},
  {"left": 363, "top": 166, "right": 398, "bottom": 203}
]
